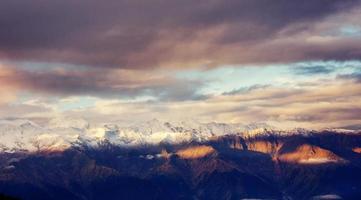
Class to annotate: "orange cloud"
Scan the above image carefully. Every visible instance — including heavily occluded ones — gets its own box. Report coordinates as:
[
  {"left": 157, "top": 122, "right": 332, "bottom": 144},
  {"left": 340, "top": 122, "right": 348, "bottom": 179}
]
[{"left": 0, "top": 65, "right": 19, "bottom": 105}]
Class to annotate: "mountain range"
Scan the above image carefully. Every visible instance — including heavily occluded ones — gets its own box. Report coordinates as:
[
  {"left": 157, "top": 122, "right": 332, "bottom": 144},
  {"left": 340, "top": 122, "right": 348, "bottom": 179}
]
[
  {"left": 0, "top": 118, "right": 360, "bottom": 199},
  {"left": 0, "top": 118, "right": 285, "bottom": 152}
]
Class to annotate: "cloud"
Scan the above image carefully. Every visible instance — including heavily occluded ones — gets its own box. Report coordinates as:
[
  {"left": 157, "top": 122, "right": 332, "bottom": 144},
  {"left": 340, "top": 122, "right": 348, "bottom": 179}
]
[
  {"left": 0, "top": 65, "right": 19, "bottom": 105},
  {"left": 0, "top": 64, "right": 205, "bottom": 101},
  {"left": 292, "top": 65, "right": 334, "bottom": 75},
  {"left": 222, "top": 84, "right": 271, "bottom": 95},
  {"left": 1, "top": 0, "right": 361, "bottom": 131},
  {"left": 45, "top": 76, "right": 359, "bottom": 129},
  {"left": 337, "top": 72, "right": 361, "bottom": 82},
  {"left": 0, "top": 0, "right": 360, "bottom": 69},
  {"left": 1, "top": 71, "right": 360, "bottom": 130}
]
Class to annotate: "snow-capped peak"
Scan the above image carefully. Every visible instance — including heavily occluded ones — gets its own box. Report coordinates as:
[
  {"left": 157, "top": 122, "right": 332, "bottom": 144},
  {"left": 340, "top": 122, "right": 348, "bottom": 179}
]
[{"left": 0, "top": 118, "right": 283, "bottom": 152}]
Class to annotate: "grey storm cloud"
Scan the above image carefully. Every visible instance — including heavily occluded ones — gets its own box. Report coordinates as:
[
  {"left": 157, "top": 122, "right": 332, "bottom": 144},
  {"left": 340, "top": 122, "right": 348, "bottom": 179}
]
[{"left": 0, "top": 0, "right": 360, "bottom": 68}]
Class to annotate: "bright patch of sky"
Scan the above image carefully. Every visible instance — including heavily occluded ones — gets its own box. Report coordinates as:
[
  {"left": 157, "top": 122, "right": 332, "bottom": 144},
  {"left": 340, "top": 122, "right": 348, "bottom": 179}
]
[
  {"left": 57, "top": 97, "right": 96, "bottom": 111},
  {"left": 13, "top": 94, "right": 96, "bottom": 112},
  {"left": 176, "top": 61, "right": 361, "bottom": 96},
  {"left": 339, "top": 25, "right": 361, "bottom": 37}
]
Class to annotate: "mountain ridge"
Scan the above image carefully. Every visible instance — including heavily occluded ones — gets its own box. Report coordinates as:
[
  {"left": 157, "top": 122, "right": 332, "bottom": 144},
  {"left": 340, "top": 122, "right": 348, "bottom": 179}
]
[
  {"left": 0, "top": 118, "right": 359, "bottom": 153},
  {"left": 1, "top": 131, "right": 361, "bottom": 200}
]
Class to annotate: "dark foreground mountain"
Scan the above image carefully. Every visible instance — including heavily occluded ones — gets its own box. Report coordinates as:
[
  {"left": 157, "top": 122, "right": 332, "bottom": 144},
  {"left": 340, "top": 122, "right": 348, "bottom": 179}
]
[{"left": 0, "top": 131, "right": 361, "bottom": 200}]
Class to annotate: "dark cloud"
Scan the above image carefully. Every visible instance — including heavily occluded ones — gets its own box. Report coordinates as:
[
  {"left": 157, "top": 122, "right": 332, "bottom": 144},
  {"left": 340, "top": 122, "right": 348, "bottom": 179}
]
[
  {"left": 222, "top": 84, "right": 271, "bottom": 95},
  {"left": 337, "top": 72, "right": 361, "bottom": 82},
  {"left": 339, "top": 124, "right": 361, "bottom": 131},
  {"left": 0, "top": 66, "right": 205, "bottom": 101},
  {"left": 0, "top": 0, "right": 360, "bottom": 68},
  {"left": 292, "top": 65, "right": 335, "bottom": 75}
]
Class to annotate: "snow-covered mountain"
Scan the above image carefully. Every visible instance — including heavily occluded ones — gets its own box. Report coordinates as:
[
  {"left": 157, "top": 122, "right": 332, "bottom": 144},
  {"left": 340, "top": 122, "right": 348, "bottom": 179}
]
[
  {"left": 0, "top": 118, "right": 282, "bottom": 152},
  {"left": 1, "top": 117, "right": 359, "bottom": 152},
  {"left": 0, "top": 120, "right": 360, "bottom": 199},
  {"left": 0, "top": 118, "right": 91, "bottom": 152}
]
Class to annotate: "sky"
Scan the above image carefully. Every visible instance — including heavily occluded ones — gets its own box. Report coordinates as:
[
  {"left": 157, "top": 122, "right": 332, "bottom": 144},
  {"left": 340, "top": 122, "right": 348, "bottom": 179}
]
[{"left": 0, "top": 0, "right": 361, "bottom": 129}]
